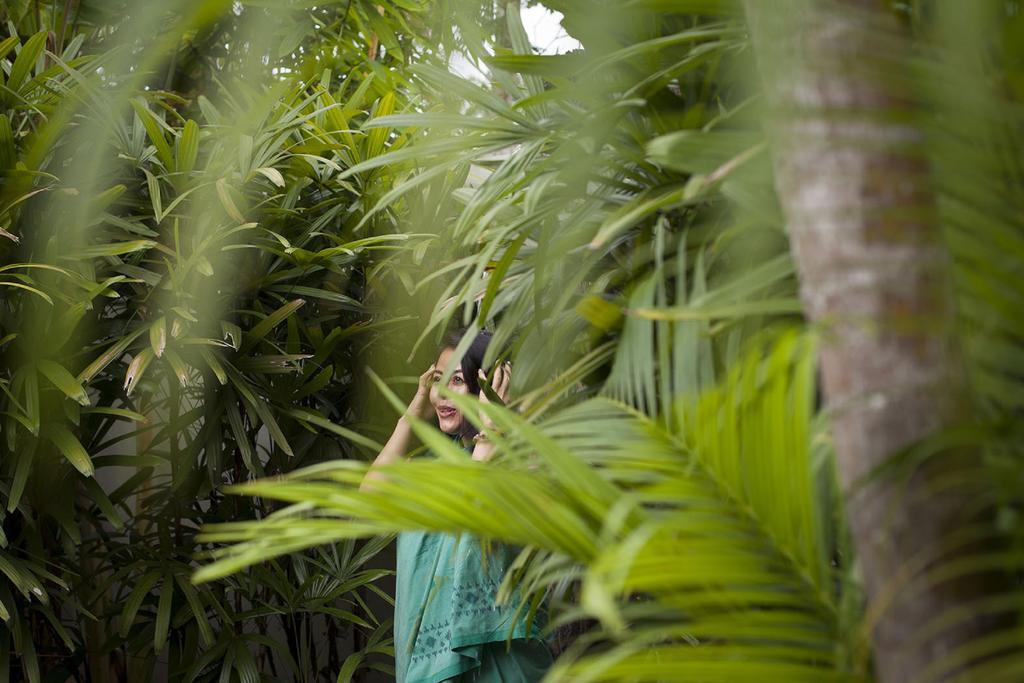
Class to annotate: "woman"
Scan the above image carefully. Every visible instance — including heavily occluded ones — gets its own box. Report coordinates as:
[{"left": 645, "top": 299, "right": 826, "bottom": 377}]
[{"left": 363, "top": 329, "right": 552, "bottom": 683}]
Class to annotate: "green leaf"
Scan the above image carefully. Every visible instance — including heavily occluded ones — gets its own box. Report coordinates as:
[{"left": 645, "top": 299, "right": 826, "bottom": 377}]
[
  {"left": 81, "top": 407, "right": 146, "bottom": 421},
  {"left": 623, "top": 0, "right": 739, "bottom": 13},
  {"left": 576, "top": 295, "right": 624, "bottom": 331},
  {"left": 7, "top": 439, "right": 35, "bottom": 512},
  {"left": 628, "top": 299, "right": 804, "bottom": 321},
  {"left": 264, "top": 285, "right": 360, "bottom": 308},
  {"left": 154, "top": 573, "right": 173, "bottom": 653},
  {"left": 479, "top": 231, "right": 528, "bottom": 321},
  {"left": 79, "top": 326, "right": 148, "bottom": 382},
  {"left": 163, "top": 348, "right": 191, "bottom": 386},
  {"left": 36, "top": 360, "right": 90, "bottom": 406},
  {"left": 150, "top": 317, "right": 166, "bottom": 358},
  {"left": 177, "top": 119, "right": 200, "bottom": 175},
  {"left": 198, "top": 347, "right": 228, "bottom": 385},
  {"left": 0, "top": 36, "right": 19, "bottom": 62},
  {"left": 5, "top": 31, "right": 46, "bottom": 98},
  {"left": 647, "top": 130, "right": 763, "bottom": 175},
  {"left": 248, "top": 394, "right": 293, "bottom": 457},
  {"left": 124, "top": 348, "right": 155, "bottom": 396},
  {"left": 232, "top": 639, "right": 259, "bottom": 683},
  {"left": 504, "top": 2, "right": 545, "bottom": 99},
  {"left": 364, "top": 92, "right": 396, "bottom": 160},
  {"left": 0, "top": 114, "right": 15, "bottom": 170},
  {"left": 119, "top": 571, "right": 160, "bottom": 638},
  {"left": 174, "top": 574, "right": 214, "bottom": 647},
  {"left": 590, "top": 186, "right": 688, "bottom": 249},
  {"left": 337, "top": 652, "right": 364, "bottom": 683},
  {"left": 0, "top": 281, "right": 53, "bottom": 304},
  {"left": 216, "top": 177, "right": 246, "bottom": 223},
  {"left": 130, "top": 98, "right": 175, "bottom": 170},
  {"left": 221, "top": 321, "right": 242, "bottom": 350},
  {"left": 77, "top": 240, "right": 156, "bottom": 259},
  {"left": 47, "top": 425, "right": 93, "bottom": 476},
  {"left": 253, "top": 166, "right": 285, "bottom": 187},
  {"left": 241, "top": 299, "right": 305, "bottom": 351},
  {"left": 22, "top": 368, "right": 39, "bottom": 435},
  {"left": 18, "top": 620, "right": 39, "bottom": 683},
  {"left": 0, "top": 553, "right": 42, "bottom": 600},
  {"left": 319, "top": 88, "right": 358, "bottom": 151},
  {"left": 143, "top": 168, "right": 163, "bottom": 222},
  {"left": 283, "top": 407, "right": 381, "bottom": 451},
  {"left": 225, "top": 392, "right": 255, "bottom": 470},
  {"left": 83, "top": 477, "right": 124, "bottom": 528}
]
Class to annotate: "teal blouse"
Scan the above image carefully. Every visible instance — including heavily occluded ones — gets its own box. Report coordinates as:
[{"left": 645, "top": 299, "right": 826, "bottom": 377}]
[{"left": 393, "top": 454, "right": 551, "bottom": 682}]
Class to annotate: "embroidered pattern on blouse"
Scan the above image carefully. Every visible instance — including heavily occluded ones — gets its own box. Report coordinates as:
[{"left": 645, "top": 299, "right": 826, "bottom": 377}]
[{"left": 410, "top": 579, "right": 504, "bottom": 663}]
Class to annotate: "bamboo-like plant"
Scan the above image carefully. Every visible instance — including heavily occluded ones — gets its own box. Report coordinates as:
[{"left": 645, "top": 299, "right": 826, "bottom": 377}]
[{"left": 0, "top": 1, "right": 439, "bottom": 680}]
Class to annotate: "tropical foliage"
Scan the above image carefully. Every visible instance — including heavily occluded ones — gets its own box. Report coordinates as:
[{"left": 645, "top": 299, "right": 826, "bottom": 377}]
[
  {"left": 0, "top": 1, "right": 442, "bottom": 680},
  {"left": 2, "top": 0, "right": 1023, "bottom": 682},
  {"left": 200, "top": 1, "right": 1024, "bottom": 682},
  {"left": 197, "top": 3, "right": 842, "bottom": 680}
]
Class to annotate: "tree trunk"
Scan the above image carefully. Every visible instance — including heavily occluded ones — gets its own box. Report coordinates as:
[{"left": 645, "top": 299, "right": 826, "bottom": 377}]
[{"left": 743, "top": 2, "right": 996, "bottom": 681}]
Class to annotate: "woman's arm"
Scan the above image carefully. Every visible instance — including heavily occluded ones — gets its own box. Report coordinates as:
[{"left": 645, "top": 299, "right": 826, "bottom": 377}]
[
  {"left": 470, "top": 431, "right": 496, "bottom": 462},
  {"left": 360, "top": 365, "right": 434, "bottom": 491}
]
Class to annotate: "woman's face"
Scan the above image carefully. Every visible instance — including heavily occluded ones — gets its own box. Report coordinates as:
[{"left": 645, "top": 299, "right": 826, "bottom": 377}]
[{"left": 429, "top": 347, "right": 471, "bottom": 434}]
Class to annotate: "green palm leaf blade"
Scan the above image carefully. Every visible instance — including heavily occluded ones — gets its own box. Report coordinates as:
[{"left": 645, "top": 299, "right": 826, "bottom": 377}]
[
  {"left": 558, "top": 333, "right": 840, "bottom": 677},
  {"left": 118, "top": 571, "right": 160, "bottom": 638},
  {"left": 5, "top": 31, "right": 47, "bottom": 101},
  {"left": 129, "top": 98, "right": 175, "bottom": 171},
  {"left": 548, "top": 644, "right": 857, "bottom": 683},
  {"left": 36, "top": 360, "right": 90, "bottom": 406},
  {"left": 46, "top": 424, "right": 93, "bottom": 477},
  {"left": 153, "top": 573, "right": 173, "bottom": 653}
]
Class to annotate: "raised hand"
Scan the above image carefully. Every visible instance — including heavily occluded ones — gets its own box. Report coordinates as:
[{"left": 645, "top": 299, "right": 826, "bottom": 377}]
[
  {"left": 477, "top": 361, "right": 510, "bottom": 431},
  {"left": 407, "top": 364, "right": 436, "bottom": 420}
]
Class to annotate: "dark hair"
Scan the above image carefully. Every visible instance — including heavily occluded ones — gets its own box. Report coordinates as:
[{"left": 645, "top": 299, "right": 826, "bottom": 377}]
[{"left": 443, "top": 327, "right": 492, "bottom": 400}]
